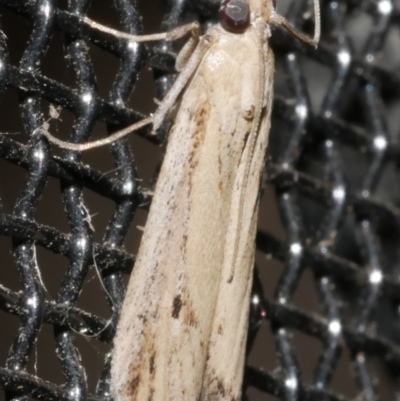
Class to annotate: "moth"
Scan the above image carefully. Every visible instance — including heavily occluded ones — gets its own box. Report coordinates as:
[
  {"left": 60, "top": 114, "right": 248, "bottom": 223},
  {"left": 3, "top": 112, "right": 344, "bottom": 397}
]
[{"left": 41, "top": 0, "right": 320, "bottom": 399}]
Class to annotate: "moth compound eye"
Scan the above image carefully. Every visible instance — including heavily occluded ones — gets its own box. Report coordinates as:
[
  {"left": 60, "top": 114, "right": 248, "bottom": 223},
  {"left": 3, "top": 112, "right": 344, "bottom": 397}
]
[
  {"left": 272, "top": 0, "right": 277, "bottom": 10},
  {"left": 219, "top": 0, "right": 250, "bottom": 33}
]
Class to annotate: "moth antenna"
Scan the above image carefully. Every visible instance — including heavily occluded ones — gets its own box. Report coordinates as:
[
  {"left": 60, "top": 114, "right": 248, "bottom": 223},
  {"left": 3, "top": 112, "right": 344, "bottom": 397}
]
[
  {"left": 270, "top": 0, "right": 321, "bottom": 48},
  {"left": 82, "top": 16, "right": 199, "bottom": 44},
  {"left": 312, "top": 0, "right": 321, "bottom": 45}
]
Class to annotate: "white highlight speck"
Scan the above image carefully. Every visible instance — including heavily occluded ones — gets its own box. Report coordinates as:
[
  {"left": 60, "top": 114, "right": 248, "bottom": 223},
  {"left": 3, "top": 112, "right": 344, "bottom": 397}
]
[
  {"left": 295, "top": 104, "right": 308, "bottom": 119},
  {"left": 378, "top": 0, "right": 392, "bottom": 14},
  {"left": 369, "top": 270, "right": 382, "bottom": 284},
  {"left": 128, "top": 41, "right": 139, "bottom": 51},
  {"left": 366, "top": 54, "right": 374, "bottom": 63},
  {"left": 333, "top": 186, "right": 345, "bottom": 200},
  {"left": 41, "top": 3, "right": 51, "bottom": 18},
  {"left": 82, "top": 92, "right": 92, "bottom": 104},
  {"left": 69, "top": 387, "right": 81, "bottom": 398},
  {"left": 290, "top": 243, "right": 302, "bottom": 255},
  {"left": 26, "top": 296, "right": 38, "bottom": 308},
  {"left": 77, "top": 238, "right": 87, "bottom": 250},
  {"left": 373, "top": 135, "right": 387, "bottom": 150},
  {"left": 328, "top": 319, "right": 341, "bottom": 335},
  {"left": 252, "top": 295, "right": 260, "bottom": 305},
  {"left": 337, "top": 50, "right": 351, "bottom": 66},
  {"left": 285, "top": 375, "right": 298, "bottom": 390},
  {"left": 123, "top": 181, "right": 133, "bottom": 194},
  {"left": 33, "top": 149, "right": 45, "bottom": 161}
]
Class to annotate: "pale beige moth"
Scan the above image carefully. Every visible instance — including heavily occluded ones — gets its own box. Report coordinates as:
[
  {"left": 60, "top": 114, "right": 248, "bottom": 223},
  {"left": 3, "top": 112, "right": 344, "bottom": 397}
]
[{"left": 40, "top": 0, "right": 320, "bottom": 399}]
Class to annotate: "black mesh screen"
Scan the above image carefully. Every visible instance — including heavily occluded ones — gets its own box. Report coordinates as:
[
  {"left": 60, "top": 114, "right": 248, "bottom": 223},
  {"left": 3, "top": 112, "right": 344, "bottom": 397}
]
[{"left": 0, "top": 0, "right": 399, "bottom": 400}]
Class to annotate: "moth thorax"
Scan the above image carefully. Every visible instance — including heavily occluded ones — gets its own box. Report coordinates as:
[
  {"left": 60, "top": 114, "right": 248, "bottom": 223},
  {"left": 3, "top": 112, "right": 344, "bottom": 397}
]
[{"left": 219, "top": 0, "right": 251, "bottom": 33}]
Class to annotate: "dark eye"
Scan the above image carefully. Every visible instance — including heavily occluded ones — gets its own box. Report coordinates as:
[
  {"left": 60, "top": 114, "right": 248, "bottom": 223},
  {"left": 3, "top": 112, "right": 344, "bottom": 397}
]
[
  {"left": 272, "top": 0, "right": 276, "bottom": 10},
  {"left": 219, "top": 0, "right": 250, "bottom": 33}
]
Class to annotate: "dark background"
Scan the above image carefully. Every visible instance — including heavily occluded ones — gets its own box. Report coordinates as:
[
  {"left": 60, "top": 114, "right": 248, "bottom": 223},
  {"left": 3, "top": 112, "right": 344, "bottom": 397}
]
[{"left": 0, "top": 0, "right": 399, "bottom": 400}]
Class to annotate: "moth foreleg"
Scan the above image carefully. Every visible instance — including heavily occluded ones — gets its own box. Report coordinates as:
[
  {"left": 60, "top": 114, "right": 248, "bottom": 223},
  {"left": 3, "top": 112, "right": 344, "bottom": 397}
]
[{"left": 152, "top": 34, "right": 213, "bottom": 130}]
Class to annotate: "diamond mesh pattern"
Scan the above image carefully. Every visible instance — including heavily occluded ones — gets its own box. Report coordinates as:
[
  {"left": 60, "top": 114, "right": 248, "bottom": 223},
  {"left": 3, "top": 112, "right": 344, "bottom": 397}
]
[{"left": 0, "top": 0, "right": 399, "bottom": 400}]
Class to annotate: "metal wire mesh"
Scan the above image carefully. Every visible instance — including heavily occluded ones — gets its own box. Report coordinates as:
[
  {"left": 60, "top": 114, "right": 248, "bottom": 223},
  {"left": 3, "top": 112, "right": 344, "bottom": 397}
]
[{"left": 0, "top": 0, "right": 399, "bottom": 400}]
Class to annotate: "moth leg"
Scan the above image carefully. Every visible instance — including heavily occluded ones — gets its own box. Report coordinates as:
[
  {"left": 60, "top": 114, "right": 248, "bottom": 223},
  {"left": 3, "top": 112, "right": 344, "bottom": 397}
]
[
  {"left": 270, "top": 0, "right": 320, "bottom": 48},
  {"left": 175, "top": 29, "right": 201, "bottom": 71},
  {"left": 152, "top": 34, "right": 213, "bottom": 130},
  {"left": 37, "top": 116, "right": 153, "bottom": 152},
  {"left": 82, "top": 16, "right": 200, "bottom": 44}
]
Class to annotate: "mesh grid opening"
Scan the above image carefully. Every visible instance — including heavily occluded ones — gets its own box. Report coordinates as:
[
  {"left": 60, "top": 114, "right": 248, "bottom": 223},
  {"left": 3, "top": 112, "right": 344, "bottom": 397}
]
[{"left": 0, "top": 0, "right": 399, "bottom": 400}]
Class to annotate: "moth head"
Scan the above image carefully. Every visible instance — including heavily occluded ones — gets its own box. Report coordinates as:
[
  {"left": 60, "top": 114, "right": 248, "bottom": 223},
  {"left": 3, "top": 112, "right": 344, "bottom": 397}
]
[{"left": 219, "top": 0, "right": 251, "bottom": 33}]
